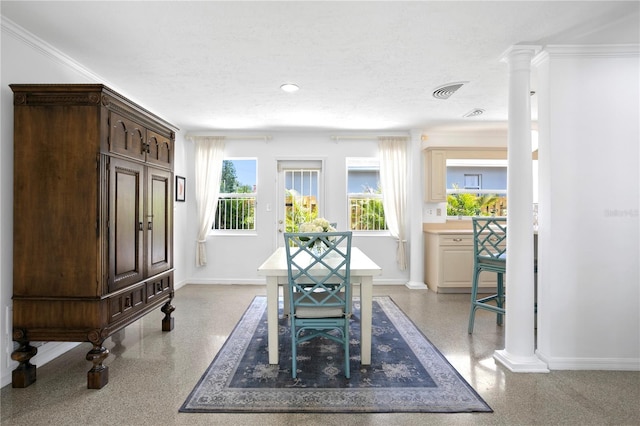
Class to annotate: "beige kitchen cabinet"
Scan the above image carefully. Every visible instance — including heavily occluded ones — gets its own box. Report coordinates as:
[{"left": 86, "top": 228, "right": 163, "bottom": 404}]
[
  {"left": 424, "top": 149, "right": 447, "bottom": 202},
  {"left": 424, "top": 230, "right": 497, "bottom": 293}
]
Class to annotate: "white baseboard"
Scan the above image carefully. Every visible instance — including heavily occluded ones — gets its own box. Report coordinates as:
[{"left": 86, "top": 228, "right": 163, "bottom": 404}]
[
  {"left": 174, "top": 279, "right": 189, "bottom": 291},
  {"left": 536, "top": 351, "right": 640, "bottom": 371},
  {"left": 1, "top": 371, "right": 11, "bottom": 389},
  {"left": 182, "top": 278, "right": 406, "bottom": 286},
  {"left": 185, "top": 278, "right": 267, "bottom": 285},
  {"left": 1, "top": 341, "right": 79, "bottom": 388}
]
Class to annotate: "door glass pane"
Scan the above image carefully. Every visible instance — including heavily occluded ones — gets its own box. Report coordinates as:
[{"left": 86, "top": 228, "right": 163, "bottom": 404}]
[{"left": 284, "top": 169, "right": 320, "bottom": 232}]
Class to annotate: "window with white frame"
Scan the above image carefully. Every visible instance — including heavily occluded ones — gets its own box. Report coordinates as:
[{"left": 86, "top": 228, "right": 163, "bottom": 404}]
[
  {"left": 213, "top": 159, "right": 257, "bottom": 230},
  {"left": 347, "top": 158, "right": 387, "bottom": 231}
]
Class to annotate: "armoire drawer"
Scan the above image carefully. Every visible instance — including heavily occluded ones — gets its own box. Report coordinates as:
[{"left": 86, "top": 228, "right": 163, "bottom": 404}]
[
  {"left": 108, "top": 285, "right": 146, "bottom": 324},
  {"left": 146, "top": 273, "right": 172, "bottom": 303}
]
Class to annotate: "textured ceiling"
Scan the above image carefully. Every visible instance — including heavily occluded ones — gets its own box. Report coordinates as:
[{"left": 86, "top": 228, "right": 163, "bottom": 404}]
[{"left": 2, "top": 1, "right": 638, "bottom": 133}]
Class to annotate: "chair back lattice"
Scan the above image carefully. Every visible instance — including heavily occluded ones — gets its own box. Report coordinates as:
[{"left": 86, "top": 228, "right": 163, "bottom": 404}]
[
  {"left": 283, "top": 232, "right": 352, "bottom": 315},
  {"left": 468, "top": 217, "right": 507, "bottom": 334},
  {"left": 472, "top": 217, "right": 507, "bottom": 267}
]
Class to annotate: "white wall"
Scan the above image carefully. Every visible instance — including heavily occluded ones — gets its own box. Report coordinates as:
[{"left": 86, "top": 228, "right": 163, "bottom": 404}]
[
  {"left": 0, "top": 19, "right": 409, "bottom": 387},
  {"left": 172, "top": 132, "right": 191, "bottom": 288},
  {"left": 535, "top": 46, "right": 640, "bottom": 369},
  {"left": 183, "top": 132, "right": 408, "bottom": 286}
]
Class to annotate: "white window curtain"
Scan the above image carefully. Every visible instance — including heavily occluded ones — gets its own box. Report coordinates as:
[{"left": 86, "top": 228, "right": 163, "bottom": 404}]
[
  {"left": 194, "top": 136, "right": 225, "bottom": 267},
  {"left": 379, "top": 137, "right": 408, "bottom": 270}
]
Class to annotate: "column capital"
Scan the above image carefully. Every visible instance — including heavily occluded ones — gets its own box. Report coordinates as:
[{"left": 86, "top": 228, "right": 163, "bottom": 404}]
[{"left": 500, "top": 45, "right": 542, "bottom": 63}]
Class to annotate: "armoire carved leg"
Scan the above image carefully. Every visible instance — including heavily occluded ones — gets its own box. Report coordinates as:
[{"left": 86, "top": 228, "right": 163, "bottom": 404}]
[
  {"left": 161, "top": 296, "right": 175, "bottom": 331},
  {"left": 86, "top": 340, "right": 110, "bottom": 389},
  {"left": 11, "top": 330, "right": 37, "bottom": 388}
]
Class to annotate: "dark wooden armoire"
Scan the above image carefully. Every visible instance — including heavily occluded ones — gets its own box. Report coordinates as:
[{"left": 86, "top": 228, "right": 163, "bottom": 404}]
[{"left": 10, "top": 84, "right": 176, "bottom": 389}]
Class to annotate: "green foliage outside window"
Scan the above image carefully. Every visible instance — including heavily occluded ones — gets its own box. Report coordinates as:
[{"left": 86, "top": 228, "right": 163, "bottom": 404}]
[
  {"left": 220, "top": 160, "right": 252, "bottom": 194},
  {"left": 285, "top": 190, "right": 317, "bottom": 233},
  {"left": 447, "top": 184, "right": 504, "bottom": 217},
  {"left": 215, "top": 198, "right": 255, "bottom": 229}
]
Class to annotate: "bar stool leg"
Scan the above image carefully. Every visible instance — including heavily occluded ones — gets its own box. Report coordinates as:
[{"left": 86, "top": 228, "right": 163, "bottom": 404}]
[
  {"left": 468, "top": 267, "right": 481, "bottom": 334},
  {"left": 496, "top": 272, "right": 504, "bottom": 326}
]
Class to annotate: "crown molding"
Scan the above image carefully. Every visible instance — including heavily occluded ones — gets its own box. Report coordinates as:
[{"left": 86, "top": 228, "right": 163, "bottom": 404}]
[
  {"left": 1, "top": 16, "right": 109, "bottom": 83},
  {"left": 540, "top": 44, "right": 639, "bottom": 60}
]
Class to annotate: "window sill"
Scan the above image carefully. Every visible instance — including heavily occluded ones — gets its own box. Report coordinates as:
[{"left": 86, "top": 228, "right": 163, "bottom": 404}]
[
  {"left": 209, "top": 230, "right": 258, "bottom": 237},
  {"left": 352, "top": 230, "right": 392, "bottom": 237}
]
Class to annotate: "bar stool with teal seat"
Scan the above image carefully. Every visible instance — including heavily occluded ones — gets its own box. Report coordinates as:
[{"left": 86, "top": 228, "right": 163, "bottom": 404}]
[{"left": 468, "top": 217, "right": 507, "bottom": 334}]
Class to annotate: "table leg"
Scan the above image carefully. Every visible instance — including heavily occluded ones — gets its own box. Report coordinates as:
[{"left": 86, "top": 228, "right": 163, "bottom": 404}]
[
  {"left": 282, "top": 282, "right": 290, "bottom": 317},
  {"left": 360, "top": 276, "right": 373, "bottom": 365},
  {"left": 266, "top": 276, "right": 279, "bottom": 364}
]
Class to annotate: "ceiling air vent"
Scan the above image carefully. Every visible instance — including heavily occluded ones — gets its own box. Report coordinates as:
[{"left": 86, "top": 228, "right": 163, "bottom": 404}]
[
  {"left": 432, "top": 81, "right": 468, "bottom": 100},
  {"left": 463, "top": 108, "right": 485, "bottom": 118}
]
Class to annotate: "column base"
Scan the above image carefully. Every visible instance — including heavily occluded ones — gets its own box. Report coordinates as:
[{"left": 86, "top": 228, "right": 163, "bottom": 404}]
[
  {"left": 494, "top": 349, "right": 549, "bottom": 372},
  {"left": 405, "top": 281, "right": 428, "bottom": 290}
]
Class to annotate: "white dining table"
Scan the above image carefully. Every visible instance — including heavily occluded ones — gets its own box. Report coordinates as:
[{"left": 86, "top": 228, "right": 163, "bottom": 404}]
[{"left": 257, "top": 246, "right": 382, "bottom": 365}]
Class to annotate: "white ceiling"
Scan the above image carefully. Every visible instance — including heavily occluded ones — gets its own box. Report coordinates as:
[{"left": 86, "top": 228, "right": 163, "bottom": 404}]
[{"left": 2, "top": 1, "right": 639, "bottom": 133}]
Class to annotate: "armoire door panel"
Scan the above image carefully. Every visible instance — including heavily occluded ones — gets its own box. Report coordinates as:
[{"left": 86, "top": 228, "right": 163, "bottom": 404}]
[
  {"left": 109, "top": 158, "right": 144, "bottom": 291},
  {"left": 147, "top": 168, "right": 172, "bottom": 276}
]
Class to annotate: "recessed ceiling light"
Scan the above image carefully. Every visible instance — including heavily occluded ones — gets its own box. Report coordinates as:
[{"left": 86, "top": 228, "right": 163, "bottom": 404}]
[{"left": 280, "top": 83, "right": 299, "bottom": 93}]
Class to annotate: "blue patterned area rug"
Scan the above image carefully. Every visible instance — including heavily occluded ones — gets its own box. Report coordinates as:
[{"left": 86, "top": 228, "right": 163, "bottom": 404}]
[{"left": 179, "top": 296, "right": 492, "bottom": 413}]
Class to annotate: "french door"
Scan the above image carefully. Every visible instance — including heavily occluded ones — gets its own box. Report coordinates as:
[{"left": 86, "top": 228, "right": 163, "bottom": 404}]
[{"left": 276, "top": 159, "right": 324, "bottom": 247}]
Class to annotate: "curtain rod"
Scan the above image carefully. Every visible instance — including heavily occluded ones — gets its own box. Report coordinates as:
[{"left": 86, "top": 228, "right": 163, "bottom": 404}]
[
  {"left": 186, "top": 135, "right": 272, "bottom": 141},
  {"left": 330, "top": 135, "right": 409, "bottom": 141},
  {"left": 187, "top": 134, "right": 409, "bottom": 141}
]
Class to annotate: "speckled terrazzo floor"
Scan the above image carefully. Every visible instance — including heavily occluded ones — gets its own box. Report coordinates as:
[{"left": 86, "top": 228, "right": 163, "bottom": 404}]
[{"left": 1, "top": 284, "right": 639, "bottom": 425}]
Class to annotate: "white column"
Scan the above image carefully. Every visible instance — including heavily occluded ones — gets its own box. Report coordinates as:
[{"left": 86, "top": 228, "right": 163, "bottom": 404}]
[
  {"left": 494, "top": 45, "right": 549, "bottom": 372},
  {"left": 406, "top": 130, "right": 427, "bottom": 289}
]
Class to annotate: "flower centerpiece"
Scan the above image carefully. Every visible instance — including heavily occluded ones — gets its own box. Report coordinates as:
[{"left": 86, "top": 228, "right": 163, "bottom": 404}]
[
  {"left": 298, "top": 217, "right": 336, "bottom": 253},
  {"left": 299, "top": 217, "right": 335, "bottom": 234}
]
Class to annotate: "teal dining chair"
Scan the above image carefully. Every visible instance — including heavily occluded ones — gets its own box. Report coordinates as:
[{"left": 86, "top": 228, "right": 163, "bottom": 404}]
[
  {"left": 468, "top": 217, "right": 507, "bottom": 334},
  {"left": 283, "top": 231, "right": 353, "bottom": 379}
]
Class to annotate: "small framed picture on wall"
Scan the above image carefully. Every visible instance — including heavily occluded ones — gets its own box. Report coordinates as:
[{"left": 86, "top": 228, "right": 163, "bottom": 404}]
[{"left": 176, "top": 176, "right": 186, "bottom": 202}]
